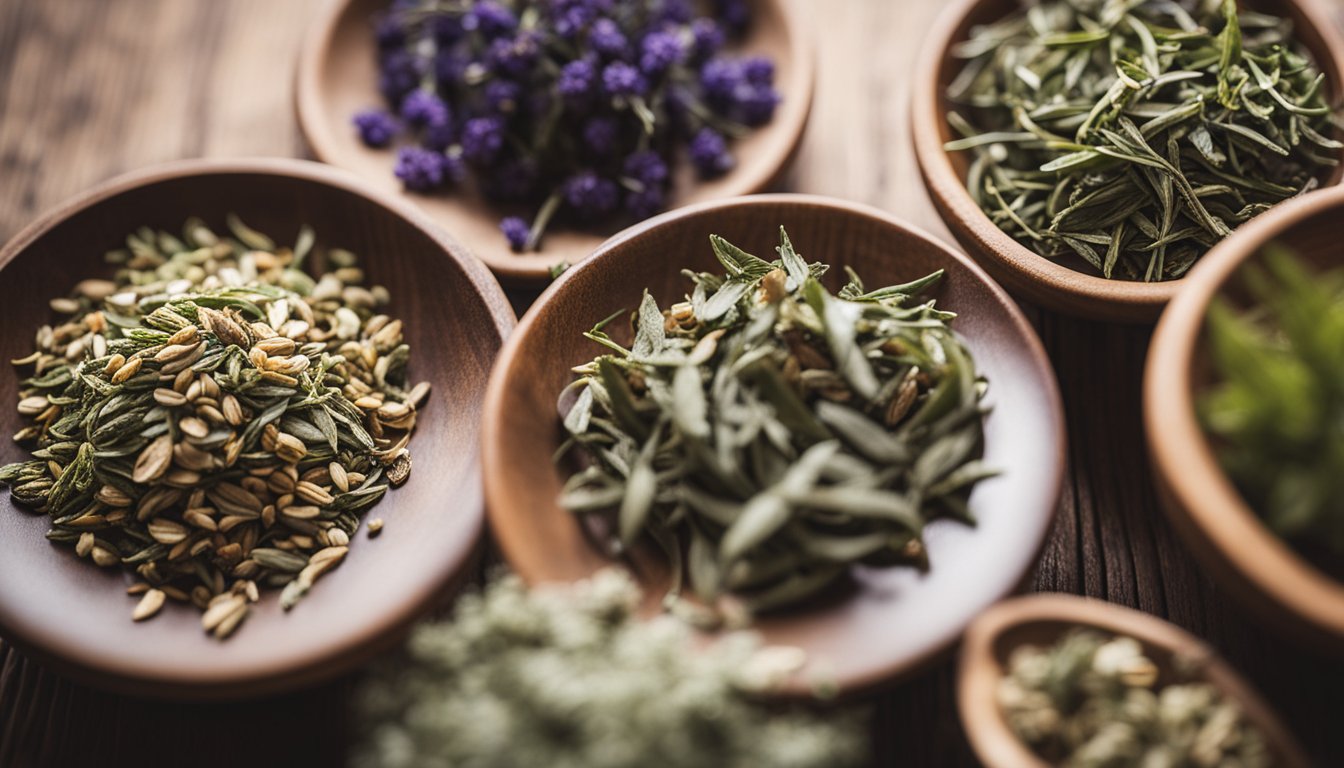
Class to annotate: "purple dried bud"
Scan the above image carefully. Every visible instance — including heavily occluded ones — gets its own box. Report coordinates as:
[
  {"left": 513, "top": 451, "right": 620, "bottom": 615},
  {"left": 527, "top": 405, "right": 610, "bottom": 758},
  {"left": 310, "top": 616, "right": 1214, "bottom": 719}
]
[
  {"left": 589, "top": 18, "right": 627, "bottom": 57},
  {"left": 639, "top": 30, "right": 684, "bottom": 75},
  {"left": 602, "top": 61, "right": 647, "bottom": 97},
  {"left": 689, "top": 127, "right": 734, "bottom": 177},
  {"left": 558, "top": 58, "right": 597, "bottom": 100},
  {"left": 464, "top": 1, "right": 518, "bottom": 38},
  {"left": 699, "top": 57, "right": 742, "bottom": 103},
  {"left": 400, "top": 90, "right": 451, "bottom": 129},
  {"left": 394, "top": 147, "right": 448, "bottom": 191},
  {"left": 563, "top": 171, "right": 620, "bottom": 218},
  {"left": 461, "top": 116, "right": 506, "bottom": 165},
  {"left": 733, "top": 83, "right": 780, "bottom": 126},
  {"left": 378, "top": 49, "right": 421, "bottom": 105},
  {"left": 487, "top": 32, "right": 541, "bottom": 78},
  {"left": 499, "top": 216, "right": 530, "bottom": 251},
  {"left": 353, "top": 109, "right": 400, "bottom": 148},
  {"left": 623, "top": 150, "right": 668, "bottom": 186},
  {"left": 742, "top": 56, "right": 775, "bottom": 86},
  {"left": 691, "top": 19, "right": 725, "bottom": 61},
  {"left": 485, "top": 80, "right": 522, "bottom": 113}
]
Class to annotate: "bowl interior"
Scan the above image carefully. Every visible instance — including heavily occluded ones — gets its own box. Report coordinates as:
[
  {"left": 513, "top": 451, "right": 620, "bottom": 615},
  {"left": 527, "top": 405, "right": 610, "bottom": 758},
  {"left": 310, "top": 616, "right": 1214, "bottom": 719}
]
[
  {"left": 299, "top": 0, "right": 813, "bottom": 283},
  {"left": 486, "top": 196, "right": 1064, "bottom": 693},
  {"left": 0, "top": 163, "right": 512, "bottom": 697}
]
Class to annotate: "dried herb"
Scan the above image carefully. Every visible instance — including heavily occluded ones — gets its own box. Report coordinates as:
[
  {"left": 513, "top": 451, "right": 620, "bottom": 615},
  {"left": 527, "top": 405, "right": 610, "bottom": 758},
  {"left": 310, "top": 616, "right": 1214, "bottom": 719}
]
[
  {"left": 1199, "top": 246, "right": 1344, "bottom": 561},
  {"left": 558, "top": 228, "right": 994, "bottom": 621},
  {"left": 999, "top": 629, "right": 1272, "bottom": 767},
  {"left": 0, "top": 217, "right": 426, "bottom": 637},
  {"left": 351, "top": 569, "right": 867, "bottom": 768},
  {"left": 946, "top": 0, "right": 1339, "bottom": 281}
]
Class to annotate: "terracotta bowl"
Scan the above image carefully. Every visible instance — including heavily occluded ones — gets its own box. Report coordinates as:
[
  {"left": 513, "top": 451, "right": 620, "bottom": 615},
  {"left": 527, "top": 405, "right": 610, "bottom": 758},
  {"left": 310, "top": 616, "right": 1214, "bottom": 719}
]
[
  {"left": 482, "top": 194, "right": 1065, "bottom": 695},
  {"left": 959, "top": 594, "right": 1310, "bottom": 768},
  {"left": 0, "top": 158, "right": 515, "bottom": 699},
  {"left": 1146, "top": 185, "right": 1344, "bottom": 655},
  {"left": 296, "top": 0, "right": 815, "bottom": 285},
  {"left": 911, "top": 0, "right": 1344, "bottom": 323}
]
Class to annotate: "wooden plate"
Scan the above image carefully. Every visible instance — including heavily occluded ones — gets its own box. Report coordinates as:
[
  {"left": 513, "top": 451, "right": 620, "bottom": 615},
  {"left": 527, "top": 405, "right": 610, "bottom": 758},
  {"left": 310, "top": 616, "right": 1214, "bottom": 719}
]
[
  {"left": 482, "top": 194, "right": 1065, "bottom": 695},
  {"left": 1146, "top": 185, "right": 1344, "bottom": 655},
  {"left": 958, "top": 594, "right": 1311, "bottom": 768},
  {"left": 911, "top": 0, "right": 1344, "bottom": 323},
  {"left": 0, "top": 158, "right": 514, "bottom": 699},
  {"left": 295, "top": 0, "right": 815, "bottom": 285}
]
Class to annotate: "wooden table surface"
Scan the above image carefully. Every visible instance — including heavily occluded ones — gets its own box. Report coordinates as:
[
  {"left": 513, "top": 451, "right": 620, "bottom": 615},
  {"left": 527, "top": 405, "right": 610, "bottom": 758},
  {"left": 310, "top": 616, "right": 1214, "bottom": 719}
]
[{"left": 2, "top": 1, "right": 1343, "bottom": 766}]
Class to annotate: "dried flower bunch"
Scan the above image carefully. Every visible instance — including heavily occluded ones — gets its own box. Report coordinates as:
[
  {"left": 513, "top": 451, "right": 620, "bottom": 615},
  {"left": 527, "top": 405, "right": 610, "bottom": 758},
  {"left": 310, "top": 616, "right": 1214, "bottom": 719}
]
[
  {"left": 353, "top": 0, "right": 780, "bottom": 252},
  {"left": 999, "top": 630, "right": 1272, "bottom": 767},
  {"left": 0, "top": 216, "right": 425, "bottom": 637},
  {"left": 559, "top": 229, "right": 994, "bottom": 620},
  {"left": 945, "top": 0, "right": 1339, "bottom": 281},
  {"left": 1200, "top": 247, "right": 1344, "bottom": 561},
  {"left": 351, "top": 569, "right": 867, "bottom": 768}
]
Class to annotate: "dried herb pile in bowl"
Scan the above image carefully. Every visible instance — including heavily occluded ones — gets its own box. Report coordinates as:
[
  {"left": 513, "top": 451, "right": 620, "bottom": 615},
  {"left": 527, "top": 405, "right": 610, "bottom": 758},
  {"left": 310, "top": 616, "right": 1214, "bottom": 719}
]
[
  {"left": 1200, "top": 247, "right": 1344, "bottom": 563},
  {"left": 0, "top": 217, "right": 426, "bottom": 638},
  {"left": 999, "top": 629, "right": 1271, "bottom": 766},
  {"left": 559, "top": 228, "right": 995, "bottom": 621},
  {"left": 354, "top": 0, "right": 780, "bottom": 253},
  {"left": 351, "top": 569, "right": 867, "bottom": 768},
  {"left": 945, "top": 0, "right": 1340, "bottom": 282}
]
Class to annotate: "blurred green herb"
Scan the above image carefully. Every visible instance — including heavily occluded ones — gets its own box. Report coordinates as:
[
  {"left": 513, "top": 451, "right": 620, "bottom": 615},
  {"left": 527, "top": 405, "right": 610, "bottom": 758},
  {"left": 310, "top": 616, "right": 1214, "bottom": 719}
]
[
  {"left": 350, "top": 570, "right": 867, "bottom": 768},
  {"left": 945, "top": 0, "right": 1340, "bottom": 282},
  {"left": 557, "top": 228, "right": 994, "bottom": 622},
  {"left": 1000, "top": 629, "right": 1271, "bottom": 766},
  {"left": 1200, "top": 246, "right": 1344, "bottom": 559}
]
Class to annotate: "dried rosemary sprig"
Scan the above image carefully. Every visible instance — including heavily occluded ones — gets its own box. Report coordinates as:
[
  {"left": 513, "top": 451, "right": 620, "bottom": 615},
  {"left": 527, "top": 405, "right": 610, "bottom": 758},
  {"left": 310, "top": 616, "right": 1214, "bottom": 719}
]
[
  {"left": 1200, "top": 246, "right": 1344, "bottom": 561},
  {"left": 0, "top": 216, "right": 427, "bottom": 638},
  {"left": 999, "top": 629, "right": 1272, "bottom": 767},
  {"left": 351, "top": 570, "right": 868, "bottom": 768},
  {"left": 559, "top": 228, "right": 994, "bottom": 620},
  {"left": 946, "top": 0, "right": 1340, "bottom": 281}
]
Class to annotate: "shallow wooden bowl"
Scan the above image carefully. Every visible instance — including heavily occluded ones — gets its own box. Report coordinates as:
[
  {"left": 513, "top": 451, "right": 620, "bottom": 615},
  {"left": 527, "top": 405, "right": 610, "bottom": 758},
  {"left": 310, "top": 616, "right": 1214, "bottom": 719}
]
[
  {"left": 482, "top": 194, "right": 1065, "bottom": 695},
  {"left": 296, "top": 0, "right": 815, "bottom": 285},
  {"left": 1146, "top": 186, "right": 1344, "bottom": 655},
  {"left": 912, "top": 0, "right": 1344, "bottom": 323},
  {"left": 0, "top": 158, "right": 515, "bottom": 699},
  {"left": 958, "top": 594, "right": 1310, "bottom": 768}
]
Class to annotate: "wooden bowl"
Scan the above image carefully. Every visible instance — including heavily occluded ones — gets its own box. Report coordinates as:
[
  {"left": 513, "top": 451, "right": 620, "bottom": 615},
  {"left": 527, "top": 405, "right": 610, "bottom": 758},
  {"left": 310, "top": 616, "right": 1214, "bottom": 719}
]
[
  {"left": 1146, "top": 185, "right": 1344, "bottom": 655},
  {"left": 482, "top": 194, "right": 1065, "bottom": 695},
  {"left": 911, "top": 0, "right": 1344, "bottom": 324},
  {"left": 0, "top": 158, "right": 515, "bottom": 699},
  {"left": 296, "top": 0, "right": 815, "bottom": 285},
  {"left": 958, "top": 594, "right": 1310, "bottom": 768}
]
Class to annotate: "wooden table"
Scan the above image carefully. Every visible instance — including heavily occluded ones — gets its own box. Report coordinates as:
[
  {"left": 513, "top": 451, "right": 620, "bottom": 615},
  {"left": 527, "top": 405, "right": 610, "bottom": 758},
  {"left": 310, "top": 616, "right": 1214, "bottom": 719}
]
[{"left": 2, "top": 1, "right": 1342, "bottom": 765}]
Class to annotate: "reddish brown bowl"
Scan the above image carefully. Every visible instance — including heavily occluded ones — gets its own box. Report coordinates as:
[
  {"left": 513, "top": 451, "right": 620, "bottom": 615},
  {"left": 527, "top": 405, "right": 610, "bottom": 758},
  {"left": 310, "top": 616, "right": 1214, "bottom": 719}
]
[
  {"left": 482, "top": 194, "right": 1065, "bottom": 695},
  {"left": 1146, "top": 185, "right": 1344, "bottom": 655},
  {"left": 959, "top": 594, "right": 1310, "bottom": 768},
  {"left": 0, "top": 158, "right": 514, "bottom": 699},
  {"left": 296, "top": 0, "right": 815, "bottom": 285},
  {"left": 912, "top": 0, "right": 1344, "bottom": 323}
]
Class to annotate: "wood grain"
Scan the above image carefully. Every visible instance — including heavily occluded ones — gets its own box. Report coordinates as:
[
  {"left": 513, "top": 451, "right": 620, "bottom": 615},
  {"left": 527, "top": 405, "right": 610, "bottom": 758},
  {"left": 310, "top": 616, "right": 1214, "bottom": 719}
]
[{"left": 1, "top": 0, "right": 1343, "bottom": 766}]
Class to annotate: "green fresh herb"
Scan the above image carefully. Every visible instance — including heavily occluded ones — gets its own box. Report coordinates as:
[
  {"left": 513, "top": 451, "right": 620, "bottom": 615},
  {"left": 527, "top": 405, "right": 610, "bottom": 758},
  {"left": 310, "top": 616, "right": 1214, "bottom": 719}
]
[
  {"left": 999, "top": 629, "right": 1272, "bottom": 767},
  {"left": 1199, "top": 246, "right": 1344, "bottom": 559},
  {"left": 945, "top": 0, "right": 1339, "bottom": 282},
  {"left": 351, "top": 570, "right": 867, "bottom": 768},
  {"left": 0, "top": 217, "right": 427, "bottom": 636},
  {"left": 557, "top": 228, "right": 995, "bottom": 621}
]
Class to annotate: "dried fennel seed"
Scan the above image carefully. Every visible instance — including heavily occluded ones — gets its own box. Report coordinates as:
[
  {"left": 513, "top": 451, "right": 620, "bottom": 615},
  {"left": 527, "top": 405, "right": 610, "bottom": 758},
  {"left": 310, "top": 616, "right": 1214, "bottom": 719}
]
[
  {"left": 559, "top": 228, "right": 996, "bottom": 622},
  {"left": 999, "top": 630, "right": 1272, "bottom": 767},
  {"left": 0, "top": 215, "right": 427, "bottom": 638},
  {"left": 945, "top": 0, "right": 1340, "bottom": 282}
]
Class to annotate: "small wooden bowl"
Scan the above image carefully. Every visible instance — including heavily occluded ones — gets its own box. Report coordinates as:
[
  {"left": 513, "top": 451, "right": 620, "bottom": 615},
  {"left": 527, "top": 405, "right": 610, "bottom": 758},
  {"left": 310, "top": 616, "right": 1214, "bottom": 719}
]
[
  {"left": 959, "top": 594, "right": 1311, "bottom": 768},
  {"left": 482, "top": 194, "right": 1065, "bottom": 695},
  {"left": 0, "top": 158, "right": 515, "bottom": 699},
  {"left": 1146, "top": 186, "right": 1344, "bottom": 655},
  {"left": 911, "top": 0, "right": 1344, "bottom": 323},
  {"left": 296, "top": 0, "right": 815, "bottom": 285}
]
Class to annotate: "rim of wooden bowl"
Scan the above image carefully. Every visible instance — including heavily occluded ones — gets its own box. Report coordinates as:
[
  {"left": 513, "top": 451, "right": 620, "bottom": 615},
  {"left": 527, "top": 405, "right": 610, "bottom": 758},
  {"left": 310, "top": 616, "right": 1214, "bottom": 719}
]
[
  {"left": 295, "top": 0, "right": 816, "bottom": 285},
  {"left": 1145, "top": 185, "right": 1344, "bottom": 653},
  {"left": 482, "top": 192, "right": 1066, "bottom": 696},
  {"left": 911, "top": 0, "right": 1344, "bottom": 323},
  {"left": 958, "top": 594, "right": 1312, "bottom": 768},
  {"left": 0, "top": 157, "right": 514, "bottom": 699}
]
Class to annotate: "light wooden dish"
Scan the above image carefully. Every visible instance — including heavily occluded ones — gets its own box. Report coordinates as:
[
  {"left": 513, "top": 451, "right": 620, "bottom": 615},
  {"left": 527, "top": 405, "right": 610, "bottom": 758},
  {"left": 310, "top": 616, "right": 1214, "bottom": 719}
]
[
  {"left": 482, "top": 194, "right": 1066, "bottom": 696},
  {"left": 959, "top": 594, "right": 1311, "bottom": 768},
  {"left": 0, "top": 158, "right": 515, "bottom": 699},
  {"left": 295, "top": 0, "right": 815, "bottom": 285},
  {"left": 911, "top": 0, "right": 1344, "bottom": 324},
  {"left": 1146, "top": 185, "right": 1344, "bottom": 655}
]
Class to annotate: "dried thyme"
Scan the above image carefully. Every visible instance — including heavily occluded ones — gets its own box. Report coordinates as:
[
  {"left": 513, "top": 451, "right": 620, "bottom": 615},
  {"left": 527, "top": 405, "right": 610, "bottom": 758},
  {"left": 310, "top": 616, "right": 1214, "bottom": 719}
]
[
  {"left": 0, "top": 216, "right": 427, "bottom": 637},
  {"left": 946, "top": 0, "right": 1339, "bottom": 281},
  {"left": 559, "top": 228, "right": 995, "bottom": 621},
  {"left": 999, "top": 629, "right": 1272, "bottom": 766}
]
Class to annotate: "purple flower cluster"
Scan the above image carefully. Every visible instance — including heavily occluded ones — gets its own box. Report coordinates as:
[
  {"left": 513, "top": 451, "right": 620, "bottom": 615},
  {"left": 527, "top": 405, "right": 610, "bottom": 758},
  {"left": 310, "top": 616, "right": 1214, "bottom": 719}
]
[{"left": 354, "top": 0, "right": 781, "bottom": 253}]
